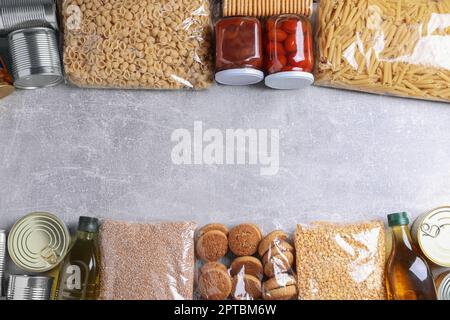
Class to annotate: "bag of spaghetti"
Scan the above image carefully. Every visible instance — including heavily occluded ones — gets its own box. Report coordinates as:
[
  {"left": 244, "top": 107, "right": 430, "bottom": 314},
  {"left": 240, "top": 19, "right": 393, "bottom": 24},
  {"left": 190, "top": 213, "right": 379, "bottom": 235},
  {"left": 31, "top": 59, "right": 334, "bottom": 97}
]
[{"left": 315, "top": 0, "right": 450, "bottom": 102}]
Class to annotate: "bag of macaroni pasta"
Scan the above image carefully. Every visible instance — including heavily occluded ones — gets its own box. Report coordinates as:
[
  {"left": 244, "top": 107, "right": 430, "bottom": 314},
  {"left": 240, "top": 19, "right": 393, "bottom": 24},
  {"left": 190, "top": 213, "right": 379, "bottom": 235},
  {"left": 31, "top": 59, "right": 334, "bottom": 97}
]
[
  {"left": 61, "top": 0, "right": 213, "bottom": 89},
  {"left": 315, "top": 0, "right": 450, "bottom": 102}
]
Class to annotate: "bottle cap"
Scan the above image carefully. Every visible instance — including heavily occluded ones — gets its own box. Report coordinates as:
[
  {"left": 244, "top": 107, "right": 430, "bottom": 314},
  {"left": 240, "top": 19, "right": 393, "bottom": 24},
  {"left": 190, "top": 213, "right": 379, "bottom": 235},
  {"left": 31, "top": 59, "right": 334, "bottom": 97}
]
[
  {"left": 388, "top": 212, "right": 410, "bottom": 227},
  {"left": 215, "top": 68, "right": 264, "bottom": 86},
  {"left": 78, "top": 216, "right": 99, "bottom": 233},
  {"left": 265, "top": 71, "right": 314, "bottom": 90}
]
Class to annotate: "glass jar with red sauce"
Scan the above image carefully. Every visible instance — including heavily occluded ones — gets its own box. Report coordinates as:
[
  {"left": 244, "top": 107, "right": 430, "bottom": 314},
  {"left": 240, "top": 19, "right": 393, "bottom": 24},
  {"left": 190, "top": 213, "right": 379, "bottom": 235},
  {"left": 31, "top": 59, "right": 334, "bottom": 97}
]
[
  {"left": 264, "top": 15, "right": 314, "bottom": 90},
  {"left": 215, "top": 17, "right": 264, "bottom": 86}
]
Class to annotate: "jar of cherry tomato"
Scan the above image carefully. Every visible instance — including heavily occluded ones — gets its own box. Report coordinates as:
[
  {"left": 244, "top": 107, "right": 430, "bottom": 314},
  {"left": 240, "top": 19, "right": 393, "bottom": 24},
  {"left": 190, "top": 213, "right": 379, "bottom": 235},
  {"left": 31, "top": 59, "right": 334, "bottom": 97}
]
[
  {"left": 215, "top": 17, "right": 264, "bottom": 86},
  {"left": 264, "top": 15, "right": 314, "bottom": 90}
]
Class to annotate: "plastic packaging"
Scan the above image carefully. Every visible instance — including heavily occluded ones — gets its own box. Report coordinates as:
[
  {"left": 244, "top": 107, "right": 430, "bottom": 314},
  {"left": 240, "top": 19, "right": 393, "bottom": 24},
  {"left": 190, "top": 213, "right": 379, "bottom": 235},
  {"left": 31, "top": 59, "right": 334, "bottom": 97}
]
[
  {"left": 215, "top": 17, "right": 264, "bottom": 86},
  {"left": 99, "top": 219, "right": 196, "bottom": 300},
  {"left": 315, "top": 0, "right": 450, "bottom": 102},
  {"left": 222, "top": 0, "right": 314, "bottom": 17},
  {"left": 295, "top": 221, "right": 386, "bottom": 300},
  {"left": 264, "top": 14, "right": 315, "bottom": 89},
  {"left": 195, "top": 223, "right": 297, "bottom": 300},
  {"left": 61, "top": 0, "right": 214, "bottom": 89}
]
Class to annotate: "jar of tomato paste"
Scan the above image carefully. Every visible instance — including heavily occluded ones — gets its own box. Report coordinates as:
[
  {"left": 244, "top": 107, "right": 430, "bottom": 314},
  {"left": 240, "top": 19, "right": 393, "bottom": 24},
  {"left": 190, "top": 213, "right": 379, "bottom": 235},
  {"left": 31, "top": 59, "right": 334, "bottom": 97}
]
[
  {"left": 215, "top": 17, "right": 264, "bottom": 86},
  {"left": 264, "top": 15, "right": 314, "bottom": 90}
]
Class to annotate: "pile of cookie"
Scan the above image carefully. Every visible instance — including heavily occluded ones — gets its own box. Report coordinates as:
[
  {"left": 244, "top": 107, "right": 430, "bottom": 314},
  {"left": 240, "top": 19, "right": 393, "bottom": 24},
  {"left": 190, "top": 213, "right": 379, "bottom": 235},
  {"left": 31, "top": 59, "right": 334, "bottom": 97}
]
[{"left": 196, "top": 223, "right": 297, "bottom": 300}]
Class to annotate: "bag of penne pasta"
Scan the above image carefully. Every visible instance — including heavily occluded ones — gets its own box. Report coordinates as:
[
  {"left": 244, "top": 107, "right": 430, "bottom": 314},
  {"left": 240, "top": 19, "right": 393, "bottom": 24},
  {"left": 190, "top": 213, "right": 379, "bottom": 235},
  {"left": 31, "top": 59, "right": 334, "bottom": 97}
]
[{"left": 315, "top": 0, "right": 450, "bottom": 102}]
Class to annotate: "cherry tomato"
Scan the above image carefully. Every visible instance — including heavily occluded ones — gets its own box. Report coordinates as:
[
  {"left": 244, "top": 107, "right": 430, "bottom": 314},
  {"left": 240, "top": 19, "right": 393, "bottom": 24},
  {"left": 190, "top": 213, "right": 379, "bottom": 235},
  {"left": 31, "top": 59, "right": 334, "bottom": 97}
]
[
  {"left": 281, "top": 19, "right": 299, "bottom": 34},
  {"left": 266, "top": 41, "right": 286, "bottom": 56},
  {"left": 268, "top": 28, "right": 287, "bottom": 42},
  {"left": 287, "top": 52, "right": 309, "bottom": 69},
  {"left": 266, "top": 19, "right": 276, "bottom": 32},
  {"left": 284, "top": 34, "right": 298, "bottom": 53},
  {"left": 266, "top": 55, "right": 287, "bottom": 74}
]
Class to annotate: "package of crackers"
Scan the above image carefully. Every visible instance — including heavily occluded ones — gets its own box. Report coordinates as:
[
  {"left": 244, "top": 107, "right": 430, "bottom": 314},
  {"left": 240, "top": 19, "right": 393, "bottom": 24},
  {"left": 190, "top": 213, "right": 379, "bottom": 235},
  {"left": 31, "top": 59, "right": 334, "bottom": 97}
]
[{"left": 223, "top": 0, "right": 314, "bottom": 17}]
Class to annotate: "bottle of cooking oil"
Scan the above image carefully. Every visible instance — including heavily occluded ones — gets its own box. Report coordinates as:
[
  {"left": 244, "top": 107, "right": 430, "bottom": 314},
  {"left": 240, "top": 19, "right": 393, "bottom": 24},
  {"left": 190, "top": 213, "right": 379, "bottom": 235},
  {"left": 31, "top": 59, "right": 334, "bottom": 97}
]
[
  {"left": 386, "top": 212, "right": 437, "bottom": 300},
  {"left": 55, "top": 216, "right": 100, "bottom": 300}
]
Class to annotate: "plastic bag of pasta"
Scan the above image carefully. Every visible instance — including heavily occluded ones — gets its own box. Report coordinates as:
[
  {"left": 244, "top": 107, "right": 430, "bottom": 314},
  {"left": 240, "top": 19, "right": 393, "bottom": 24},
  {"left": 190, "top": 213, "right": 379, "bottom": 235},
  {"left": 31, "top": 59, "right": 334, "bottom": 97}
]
[
  {"left": 60, "top": 0, "right": 213, "bottom": 89},
  {"left": 315, "top": 0, "right": 450, "bottom": 102},
  {"left": 295, "top": 221, "right": 387, "bottom": 300}
]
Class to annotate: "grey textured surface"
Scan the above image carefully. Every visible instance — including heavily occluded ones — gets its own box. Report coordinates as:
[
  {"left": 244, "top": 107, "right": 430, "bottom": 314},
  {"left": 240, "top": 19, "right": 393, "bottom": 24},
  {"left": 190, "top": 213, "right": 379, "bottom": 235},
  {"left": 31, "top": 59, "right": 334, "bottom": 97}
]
[{"left": 0, "top": 83, "right": 449, "bottom": 234}]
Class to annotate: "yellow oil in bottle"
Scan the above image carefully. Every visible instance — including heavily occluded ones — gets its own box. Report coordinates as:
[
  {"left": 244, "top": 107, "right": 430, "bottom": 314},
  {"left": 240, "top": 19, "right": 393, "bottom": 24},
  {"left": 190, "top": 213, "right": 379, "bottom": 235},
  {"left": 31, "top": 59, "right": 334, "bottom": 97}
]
[
  {"left": 54, "top": 217, "right": 100, "bottom": 300},
  {"left": 386, "top": 212, "right": 437, "bottom": 300}
]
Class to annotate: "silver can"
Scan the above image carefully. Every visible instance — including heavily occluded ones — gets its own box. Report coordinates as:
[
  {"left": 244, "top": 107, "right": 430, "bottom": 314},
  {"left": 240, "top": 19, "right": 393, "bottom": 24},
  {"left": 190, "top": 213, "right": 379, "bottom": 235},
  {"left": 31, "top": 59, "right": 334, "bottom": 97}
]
[
  {"left": 7, "top": 275, "right": 53, "bottom": 300},
  {"left": 0, "top": 230, "right": 6, "bottom": 296},
  {"left": 8, "top": 27, "right": 63, "bottom": 89},
  {"left": 0, "top": 0, "right": 58, "bottom": 34}
]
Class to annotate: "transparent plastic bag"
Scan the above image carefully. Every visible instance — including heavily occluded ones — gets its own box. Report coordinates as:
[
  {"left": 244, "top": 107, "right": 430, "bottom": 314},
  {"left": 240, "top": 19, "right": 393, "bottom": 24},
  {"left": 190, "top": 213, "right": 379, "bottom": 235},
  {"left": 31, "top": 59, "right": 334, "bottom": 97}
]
[
  {"left": 98, "top": 219, "right": 196, "bottom": 300},
  {"left": 295, "top": 221, "right": 387, "bottom": 300},
  {"left": 194, "top": 223, "right": 297, "bottom": 300},
  {"left": 315, "top": 0, "right": 450, "bottom": 102},
  {"left": 60, "top": 0, "right": 214, "bottom": 89},
  {"left": 222, "top": 0, "right": 314, "bottom": 17}
]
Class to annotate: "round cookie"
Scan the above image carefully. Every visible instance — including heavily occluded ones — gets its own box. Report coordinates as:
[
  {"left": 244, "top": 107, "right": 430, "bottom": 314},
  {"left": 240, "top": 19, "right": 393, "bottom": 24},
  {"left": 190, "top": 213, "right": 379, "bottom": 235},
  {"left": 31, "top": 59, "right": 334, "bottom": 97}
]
[
  {"left": 258, "top": 230, "right": 288, "bottom": 257},
  {"left": 264, "top": 251, "right": 294, "bottom": 278},
  {"left": 228, "top": 224, "right": 262, "bottom": 256},
  {"left": 198, "top": 267, "right": 232, "bottom": 300},
  {"left": 196, "top": 230, "right": 229, "bottom": 262},
  {"left": 231, "top": 274, "right": 262, "bottom": 300},
  {"left": 198, "top": 223, "right": 229, "bottom": 237},
  {"left": 263, "top": 274, "right": 297, "bottom": 300},
  {"left": 230, "top": 256, "right": 263, "bottom": 279},
  {"left": 200, "top": 261, "right": 228, "bottom": 275},
  {"left": 262, "top": 240, "right": 294, "bottom": 264}
]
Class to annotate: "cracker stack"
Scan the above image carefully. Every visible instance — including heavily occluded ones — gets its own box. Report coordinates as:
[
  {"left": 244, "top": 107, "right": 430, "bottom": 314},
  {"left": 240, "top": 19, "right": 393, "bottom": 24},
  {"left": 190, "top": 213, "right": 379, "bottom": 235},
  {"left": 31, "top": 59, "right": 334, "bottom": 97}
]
[{"left": 223, "top": 0, "right": 313, "bottom": 17}]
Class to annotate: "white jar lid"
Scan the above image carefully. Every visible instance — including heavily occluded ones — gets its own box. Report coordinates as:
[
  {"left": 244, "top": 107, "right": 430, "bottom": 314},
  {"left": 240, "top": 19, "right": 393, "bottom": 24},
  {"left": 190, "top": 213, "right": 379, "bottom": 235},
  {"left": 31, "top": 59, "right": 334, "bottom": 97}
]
[
  {"left": 215, "top": 68, "right": 264, "bottom": 86},
  {"left": 265, "top": 71, "right": 314, "bottom": 90}
]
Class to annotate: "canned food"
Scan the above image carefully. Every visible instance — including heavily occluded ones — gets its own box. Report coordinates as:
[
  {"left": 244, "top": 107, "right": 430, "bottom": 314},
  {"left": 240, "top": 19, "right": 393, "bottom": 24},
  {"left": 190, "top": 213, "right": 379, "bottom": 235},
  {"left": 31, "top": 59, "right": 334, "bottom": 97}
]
[
  {"left": 436, "top": 272, "right": 450, "bottom": 300},
  {"left": 0, "top": 230, "right": 6, "bottom": 296},
  {"left": 0, "top": 0, "right": 58, "bottom": 34},
  {"left": 412, "top": 206, "right": 450, "bottom": 267},
  {"left": 8, "top": 27, "right": 63, "bottom": 89},
  {"left": 7, "top": 275, "right": 53, "bottom": 300},
  {"left": 8, "top": 212, "right": 70, "bottom": 272}
]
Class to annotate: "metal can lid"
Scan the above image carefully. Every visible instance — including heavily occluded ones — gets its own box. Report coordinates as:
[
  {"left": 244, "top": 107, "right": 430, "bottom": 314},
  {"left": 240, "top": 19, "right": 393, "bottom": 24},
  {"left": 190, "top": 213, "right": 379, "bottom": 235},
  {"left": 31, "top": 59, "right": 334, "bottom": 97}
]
[
  {"left": 265, "top": 71, "right": 314, "bottom": 90},
  {"left": 7, "top": 212, "right": 70, "bottom": 272},
  {"left": 412, "top": 206, "right": 450, "bottom": 267},
  {"left": 215, "top": 68, "right": 264, "bottom": 86},
  {"left": 438, "top": 273, "right": 450, "bottom": 300}
]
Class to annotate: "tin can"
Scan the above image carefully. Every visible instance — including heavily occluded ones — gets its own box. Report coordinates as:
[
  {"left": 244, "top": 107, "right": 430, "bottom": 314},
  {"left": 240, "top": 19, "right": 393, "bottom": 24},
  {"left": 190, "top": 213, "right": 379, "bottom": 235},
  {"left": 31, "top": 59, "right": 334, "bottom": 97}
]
[
  {"left": 0, "top": 0, "right": 58, "bottom": 34},
  {"left": 0, "top": 56, "right": 14, "bottom": 99},
  {"left": 8, "top": 27, "right": 63, "bottom": 89},
  {"left": 0, "top": 230, "right": 6, "bottom": 296},
  {"left": 412, "top": 206, "right": 450, "bottom": 267},
  {"left": 8, "top": 212, "right": 70, "bottom": 272},
  {"left": 436, "top": 272, "right": 450, "bottom": 300},
  {"left": 7, "top": 275, "right": 53, "bottom": 300}
]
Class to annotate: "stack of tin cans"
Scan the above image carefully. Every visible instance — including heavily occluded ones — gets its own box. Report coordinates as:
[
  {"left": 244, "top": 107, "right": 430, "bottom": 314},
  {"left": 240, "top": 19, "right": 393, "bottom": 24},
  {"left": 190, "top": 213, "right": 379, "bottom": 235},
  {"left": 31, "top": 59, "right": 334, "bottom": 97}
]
[{"left": 0, "top": 0, "right": 62, "bottom": 90}]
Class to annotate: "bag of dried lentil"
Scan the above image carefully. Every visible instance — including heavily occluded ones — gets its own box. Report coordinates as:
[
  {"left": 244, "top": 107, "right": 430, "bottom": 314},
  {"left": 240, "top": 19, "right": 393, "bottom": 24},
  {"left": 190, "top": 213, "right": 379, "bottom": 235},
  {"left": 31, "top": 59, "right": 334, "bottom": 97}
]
[
  {"left": 60, "top": 0, "right": 214, "bottom": 89},
  {"left": 294, "top": 220, "right": 387, "bottom": 300}
]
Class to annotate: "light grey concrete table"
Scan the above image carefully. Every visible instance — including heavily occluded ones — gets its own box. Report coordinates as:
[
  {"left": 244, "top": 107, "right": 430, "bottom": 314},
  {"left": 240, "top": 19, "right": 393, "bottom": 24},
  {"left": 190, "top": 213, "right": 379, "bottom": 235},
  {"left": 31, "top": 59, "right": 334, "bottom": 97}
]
[{"left": 0, "top": 83, "right": 449, "bottom": 233}]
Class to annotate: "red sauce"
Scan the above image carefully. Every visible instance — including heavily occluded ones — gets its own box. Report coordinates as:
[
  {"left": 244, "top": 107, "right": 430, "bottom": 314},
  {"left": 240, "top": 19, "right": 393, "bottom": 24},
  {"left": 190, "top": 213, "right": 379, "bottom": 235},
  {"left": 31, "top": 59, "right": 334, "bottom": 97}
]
[
  {"left": 215, "top": 17, "right": 263, "bottom": 72},
  {"left": 264, "top": 15, "right": 314, "bottom": 74}
]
